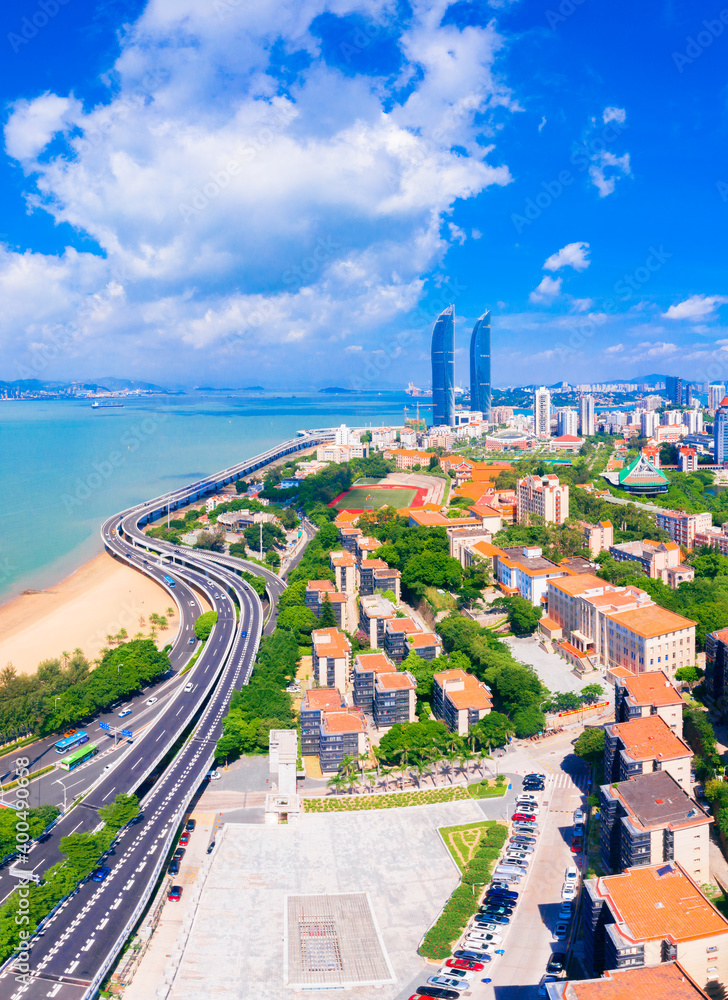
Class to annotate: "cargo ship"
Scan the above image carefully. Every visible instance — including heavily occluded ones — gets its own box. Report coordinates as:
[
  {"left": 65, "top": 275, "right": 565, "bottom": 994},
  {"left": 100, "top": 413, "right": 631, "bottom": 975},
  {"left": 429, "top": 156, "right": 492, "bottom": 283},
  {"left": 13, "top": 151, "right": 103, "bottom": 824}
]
[{"left": 91, "top": 401, "right": 124, "bottom": 409}]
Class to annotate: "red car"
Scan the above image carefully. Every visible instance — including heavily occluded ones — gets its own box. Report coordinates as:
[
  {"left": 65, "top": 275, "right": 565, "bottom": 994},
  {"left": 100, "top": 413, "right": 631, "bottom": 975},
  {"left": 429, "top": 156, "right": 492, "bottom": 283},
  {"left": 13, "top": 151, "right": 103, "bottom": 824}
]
[
  {"left": 168, "top": 885, "right": 182, "bottom": 901},
  {"left": 512, "top": 812, "right": 537, "bottom": 822},
  {"left": 446, "top": 958, "right": 484, "bottom": 972},
  {"left": 179, "top": 833, "right": 190, "bottom": 846}
]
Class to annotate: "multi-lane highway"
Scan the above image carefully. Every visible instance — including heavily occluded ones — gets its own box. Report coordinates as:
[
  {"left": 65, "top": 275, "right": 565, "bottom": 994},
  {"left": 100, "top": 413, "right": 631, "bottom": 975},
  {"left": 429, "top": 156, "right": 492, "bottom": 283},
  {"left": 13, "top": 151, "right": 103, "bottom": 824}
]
[{"left": 0, "top": 430, "right": 333, "bottom": 1000}]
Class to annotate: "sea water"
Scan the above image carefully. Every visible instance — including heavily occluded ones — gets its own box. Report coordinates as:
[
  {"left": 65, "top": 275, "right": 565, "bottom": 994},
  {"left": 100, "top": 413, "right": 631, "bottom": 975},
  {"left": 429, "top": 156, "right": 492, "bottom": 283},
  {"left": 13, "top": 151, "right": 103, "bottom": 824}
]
[{"left": 0, "top": 391, "right": 410, "bottom": 603}]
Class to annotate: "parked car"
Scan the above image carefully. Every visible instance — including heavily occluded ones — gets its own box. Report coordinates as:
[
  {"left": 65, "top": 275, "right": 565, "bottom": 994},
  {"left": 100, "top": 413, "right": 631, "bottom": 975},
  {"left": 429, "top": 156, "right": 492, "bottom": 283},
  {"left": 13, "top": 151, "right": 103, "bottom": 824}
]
[
  {"left": 179, "top": 833, "right": 190, "bottom": 846},
  {"left": 466, "top": 929, "right": 498, "bottom": 942},
  {"left": 561, "top": 883, "right": 577, "bottom": 902},
  {"left": 505, "top": 849, "right": 532, "bottom": 859},
  {"left": 538, "top": 974, "right": 558, "bottom": 997},
  {"left": 558, "top": 901, "right": 574, "bottom": 921},
  {"left": 479, "top": 904, "right": 512, "bottom": 917},
  {"left": 168, "top": 859, "right": 180, "bottom": 875},
  {"left": 523, "top": 781, "right": 544, "bottom": 791},
  {"left": 206, "top": 842, "right": 215, "bottom": 854},
  {"left": 168, "top": 885, "right": 183, "bottom": 901},
  {"left": 573, "top": 823, "right": 584, "bottom": 838},
  {"left": 185, "top": 819, "right": 196, "bottom": 833},
  {"left": 453, "top": 949, "right": 491, "bottom": 963},
  {"left": 547, "top": 952, "right": 567, "bottom": 975},
  {"left": 478, "top": 913, "right": 510, "bottom": 925},
  {"left": 467, "top": 930, "right": 501, "bottom": 945},
  {"left": 511, "top": 835, "right": 536, "bottom": 846},
  {"left": 414, "top": 988, "right": 460, "bottom": 1000},
  {"left": 488, "top": 885, "right": 518, "bottom": 899},
  {"left": 435, "top": 970, "right": 474, "bottom": 982},
  {"left": 427, "top": 975, "right": 469, "bottom": 992},
  {"left": 564, "top": 865, "right": 579, "bottom": 883},
  {"left": 486, "top": 891, "right": 517, "bottom": 904},
  {"left": 445, "top": 958, "right": 484, "bottom": 972},
  {"left": 526, "top": 772, "right": 546, "bottom": 781},
  {"left": 573, "top": 808, "right": 585, "bottom": 824},
  {"left": 173, "top": 847, "right": 186, "bottom": 860},
  {"left": 516, "top": 793, "right": 538, "bottom": 804},
  {"left": 553, "top": 922, "right": 569, "bottom": 941},
  {"left": 501, "top": 856, "right": 529, "bottom": 867},
  {"left": 512, "top": 812, "right": 537, "bottom": 822}
]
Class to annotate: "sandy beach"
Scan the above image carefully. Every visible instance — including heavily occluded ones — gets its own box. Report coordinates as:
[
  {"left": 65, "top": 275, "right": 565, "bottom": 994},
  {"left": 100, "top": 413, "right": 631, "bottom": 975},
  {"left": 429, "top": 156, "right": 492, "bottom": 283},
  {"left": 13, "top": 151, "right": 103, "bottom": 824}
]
[{"left": 0, "top": 552, "right": 185, "bottom": 676}]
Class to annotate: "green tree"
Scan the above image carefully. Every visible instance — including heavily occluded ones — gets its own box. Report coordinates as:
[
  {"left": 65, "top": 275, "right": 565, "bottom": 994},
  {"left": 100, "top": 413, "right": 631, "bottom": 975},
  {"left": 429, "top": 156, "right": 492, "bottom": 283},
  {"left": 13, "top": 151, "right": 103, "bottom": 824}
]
[
  {"left": 317, "top": 593, "right": 338, "bottom": 629},
  {"left": 194, "top": 526, "right": 226, "bottom": 552},
  {"left": 573, "top": 728, "right": 605, "bottom": 763},
  {"left": 675, "top": 665, "right": 703, "bottom": 691},
  {"left": 229, "top": 541, "right": 247, "bottom": 558},
  {"left": 470, "top": 711, "right": 514, "bottom": 751},
  {"left": 277, "top": 606, "right": 319, "bottom": 638},
  {"left": 497, "top": 596, "right": 542, "bottom": 637},
  {"left": 581, "top": 682, "right": 605, "bottom": 704},
  {"left": 194, "top": 610, "right": 218, "bottom": 641},
  {"left": 511, "top": 705, "right": 546, "bottom": 739}
]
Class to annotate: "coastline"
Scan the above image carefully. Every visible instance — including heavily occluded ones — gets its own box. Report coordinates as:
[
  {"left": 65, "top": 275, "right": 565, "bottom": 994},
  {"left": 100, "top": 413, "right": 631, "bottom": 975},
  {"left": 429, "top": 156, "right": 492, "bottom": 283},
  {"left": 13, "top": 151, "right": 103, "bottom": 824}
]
[{"left": 0, "top": 552, "right": 183, "bottom": 677}]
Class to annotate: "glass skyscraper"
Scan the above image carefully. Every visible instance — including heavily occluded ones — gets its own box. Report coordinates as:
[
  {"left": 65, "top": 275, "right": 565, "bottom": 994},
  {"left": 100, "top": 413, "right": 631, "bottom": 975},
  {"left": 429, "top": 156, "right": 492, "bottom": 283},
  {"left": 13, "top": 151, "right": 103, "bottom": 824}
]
[
  {"left": 469, "top": 310, "right": 491, "bottom": 419},
  {"left": 431, "top": 304, "right": 455, "bottom": 426}
]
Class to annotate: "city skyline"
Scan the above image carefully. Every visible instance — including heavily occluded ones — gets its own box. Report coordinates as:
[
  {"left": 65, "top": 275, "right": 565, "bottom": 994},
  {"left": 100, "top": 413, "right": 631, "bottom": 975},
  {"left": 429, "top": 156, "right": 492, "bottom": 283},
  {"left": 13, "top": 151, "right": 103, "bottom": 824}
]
[{"left": 0, "top": 2, "right": 725, "bottom": 387}]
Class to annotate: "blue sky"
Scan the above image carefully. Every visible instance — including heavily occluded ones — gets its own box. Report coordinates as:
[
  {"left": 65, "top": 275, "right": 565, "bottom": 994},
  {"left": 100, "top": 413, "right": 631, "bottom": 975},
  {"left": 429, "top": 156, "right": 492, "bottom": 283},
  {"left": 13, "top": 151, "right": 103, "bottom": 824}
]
[{"left": 0, "top": 0, "right": 726, "bottom": 389}]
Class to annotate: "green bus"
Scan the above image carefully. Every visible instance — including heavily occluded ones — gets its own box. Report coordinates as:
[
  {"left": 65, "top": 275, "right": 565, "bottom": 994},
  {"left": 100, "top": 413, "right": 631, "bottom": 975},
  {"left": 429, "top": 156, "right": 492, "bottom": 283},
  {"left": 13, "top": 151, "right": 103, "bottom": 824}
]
[{"left": 59, "top": 743, "right": 99, "bottom": 771}]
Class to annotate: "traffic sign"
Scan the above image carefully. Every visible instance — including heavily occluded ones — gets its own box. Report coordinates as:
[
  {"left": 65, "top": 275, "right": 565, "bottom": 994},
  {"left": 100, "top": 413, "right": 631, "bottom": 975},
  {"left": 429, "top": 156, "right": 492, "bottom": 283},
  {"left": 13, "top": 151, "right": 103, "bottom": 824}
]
[
  {"left": 121, "top": 729, "right": 133, "bottom": 739},
  {"left": 99, "top": 722, "right": 110, "bottom": 731}
]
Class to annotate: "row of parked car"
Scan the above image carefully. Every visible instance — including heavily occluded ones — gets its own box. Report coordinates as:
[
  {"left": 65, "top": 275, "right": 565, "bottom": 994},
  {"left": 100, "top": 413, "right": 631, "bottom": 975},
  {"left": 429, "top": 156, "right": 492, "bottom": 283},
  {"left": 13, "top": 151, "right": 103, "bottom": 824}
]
[{"left": 407, "top": 773, "right": 547, "bottom": 1000}]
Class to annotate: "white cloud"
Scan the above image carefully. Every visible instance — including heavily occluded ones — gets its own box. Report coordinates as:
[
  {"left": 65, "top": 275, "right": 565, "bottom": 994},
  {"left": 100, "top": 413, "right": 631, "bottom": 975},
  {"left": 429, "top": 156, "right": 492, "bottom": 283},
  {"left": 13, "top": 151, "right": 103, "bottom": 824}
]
[
  {"left": 604, "top": 343, "right": 624, "bottom": 354},
  {"left": 603, "top": 106, "right": 626, "bottom": 125},
  {"left": 663, "top": 294, "right": 728, "bottom": 321},
  {"left": 447, "top": 222, "right": 467, "bottom": 245},
  {"left": 635, "top": 340, "right": 679, "bottom": 358},
  {"left": 538, "top": 115, "right": 547, "bottom": 132},
  {"left": 570, "top": 298, "right": 594, "bottom": 312},
  {"left": 0, "top": 0, "right": 516, "bottom": 381},
  {"left": 471, "top": 229, "right": 482, "bottom": 240},
  {"left": 345, "top": 344, "right": 363, "bottom": 352},
  {"left": 589, "top": 151, "right": 631, "bottom": 197},
  {"left": 529, "top": 276, "right": 562, "bottom": 303},
  {"left": 543, "top": 241, "right": 590, "bottom": 272}
]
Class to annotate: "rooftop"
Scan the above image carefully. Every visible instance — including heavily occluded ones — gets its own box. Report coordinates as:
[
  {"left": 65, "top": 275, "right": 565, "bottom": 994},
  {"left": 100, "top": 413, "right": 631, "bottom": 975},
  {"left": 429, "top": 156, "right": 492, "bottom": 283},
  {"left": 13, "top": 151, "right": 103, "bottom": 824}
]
[
  {"left": 303, "top": 688, "right": 345, "bottom": 712},
  {"left": 434, "top": 668, "right": 492, "bottom": 711},
  {"left": 385, "top": 617, "right": 420, "bottom": 635},
  {"left": 375, "top": 672, "right": 416, "bottom": 691},
  {"left": 500, "top": 545, "right": 562, "bottom": 576},
  {"left": 556, "top": 962, "right": 711, "bottom": 1000},
  {"left": 611, "top": 715, "right": 692, "bottom": 762},
  {"left": 549, "top": 573, "right": 612, "bottom": 596},
  {"left": 306, "top": 580, "right": 336, "bottom": 593},
  {"left": 593, "top": 861, "right": 728, "bottom": 943},
  {"left": 607, "top": 604, "right": 697, "bottom": 638},
  {"left": 330, "top": 550, "right": 357, "bottom": 567},
  {"left": 617, "top": 668, "right": 683, "bottom": 708},
  {"left": 360, "top": 558, "right": 389, "bottom": 571},
  {"left": 406, "top": 631, "right": 442, "bottom": 648},
  {"left": 605, "top": 771, "right": 711, "bottom": 831},
  {"left": 354, "top": 652, "right": 396, "bottom": 674},
  {"left": 321, "top": 709, "right": 366, "bottom": 735},
  {"left": 312, "top": 628, "right": 352, "bottom": 659},
  {"left": 360, "top": 594, "right": 397, "bottom": 618}
]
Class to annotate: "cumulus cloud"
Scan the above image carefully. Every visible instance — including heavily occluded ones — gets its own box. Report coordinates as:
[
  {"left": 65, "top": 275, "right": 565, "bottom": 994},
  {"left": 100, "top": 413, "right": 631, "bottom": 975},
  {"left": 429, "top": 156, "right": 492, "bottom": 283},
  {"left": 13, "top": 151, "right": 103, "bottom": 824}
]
[
  {"left": 543, "top": 241, "right": 590, "bottom": 272},
  {"left": 604, "top": 343, "right": 624, "bottom": 354},
  {"left": 589, "top": 151, "right": 631, "bottom": 197},
  {"left": 529, "top": 276, "right": 562, "bottom": 303},
  {"left": 0, "top": 0, "right": 516, "bottom": 381},
  {"left": 663, "top": 294, "right": 728, "bottom": 321},
  {"left": 603, "top": 106, "right": 626, "bottom": 124}
]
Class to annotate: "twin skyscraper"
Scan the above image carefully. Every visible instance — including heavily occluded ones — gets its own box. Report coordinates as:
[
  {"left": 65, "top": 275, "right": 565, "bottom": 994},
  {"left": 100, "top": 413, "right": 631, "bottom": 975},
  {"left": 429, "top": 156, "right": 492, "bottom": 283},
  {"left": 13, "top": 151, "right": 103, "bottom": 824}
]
[{"left": 430, "top": 305, "right": 491, "bottom": 426}]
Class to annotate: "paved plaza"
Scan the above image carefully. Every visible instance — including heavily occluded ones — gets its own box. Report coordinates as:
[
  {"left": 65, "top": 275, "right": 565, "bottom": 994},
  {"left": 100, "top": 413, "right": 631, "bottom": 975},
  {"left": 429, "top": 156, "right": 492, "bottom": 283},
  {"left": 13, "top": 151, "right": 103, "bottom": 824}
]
[{"left": 167, "top": 799, "right": 486, "bottom": 1000}]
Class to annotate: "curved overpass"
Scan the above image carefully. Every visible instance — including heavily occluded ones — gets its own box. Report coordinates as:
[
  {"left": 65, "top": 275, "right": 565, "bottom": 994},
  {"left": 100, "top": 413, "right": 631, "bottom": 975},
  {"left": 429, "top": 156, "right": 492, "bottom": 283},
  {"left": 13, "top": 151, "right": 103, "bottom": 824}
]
[{"left": 0, "top": 431, "right": 332, "bottom": 1000}]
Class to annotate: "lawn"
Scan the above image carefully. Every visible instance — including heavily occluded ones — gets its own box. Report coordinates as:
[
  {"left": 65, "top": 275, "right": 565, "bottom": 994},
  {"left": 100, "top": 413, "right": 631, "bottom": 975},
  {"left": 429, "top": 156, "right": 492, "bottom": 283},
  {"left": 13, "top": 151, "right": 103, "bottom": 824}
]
[
  {"left": 331, "top": 485, "right": 418, "bottom": 511},
  {"left": 440, "top": 821, "right": 497, "bottom": 873},
  {"left": 424, "top": 585, "right": 457, "bottom": 612}
]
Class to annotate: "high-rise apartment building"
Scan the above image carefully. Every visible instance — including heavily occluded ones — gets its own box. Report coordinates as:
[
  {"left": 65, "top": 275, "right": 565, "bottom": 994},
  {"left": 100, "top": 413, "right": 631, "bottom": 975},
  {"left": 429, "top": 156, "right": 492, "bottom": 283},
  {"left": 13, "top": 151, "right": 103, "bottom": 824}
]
[
  {"left": 708, "top": 383, "right": 726, "bottom": 412},
  {"left": 682, "top": 409, "right": 702, "bottom": 434},
  {"left": 517, "top": 474, "right": 569, "bottom": 525},
  {"left": 557, "top": 408, "right": 578, "bottom": 436},
  {"left": 641, "top": 411, "right": 658, "bottom": 438},
  {"left": 715, "top": 397, "right": 728, "bottom": 467},
  {"left": 469, "top": 310, "right": 491, "bottom": 420},
  {"left": 534, "top": 386, "right": 552, "bottom": 438},
  {"left": 666, "top": 375, "right": 683, "bottom": 406},
  {"left": 579, "top": 394, "right": 595, "bottom": 437},
  {"left": 431, "top": 305, "right": 455, "bottom": 426}
]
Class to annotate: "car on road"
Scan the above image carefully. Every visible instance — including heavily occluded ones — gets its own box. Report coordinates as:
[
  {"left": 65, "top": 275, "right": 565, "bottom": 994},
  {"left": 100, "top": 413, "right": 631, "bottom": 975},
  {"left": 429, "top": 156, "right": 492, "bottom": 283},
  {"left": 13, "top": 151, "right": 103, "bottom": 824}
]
[
  {"left": 168, "top": 859, "right": 180, "bottom": 875},
  {"left": 446, "top": 958, "right": 484, "bottom": 972},
  {"left": 414, "top": 988, "right": 460, "bottom": 1000},
  {"left": 184, "top": 683, "right": 194, "bottom": 692},
  {"left": 188, "top": 637, "right": 195, "bottom": 644},
  {"left": 168, "top": 885, "right": 183, "bottom": 902},
  {"left": 185, "top": 819, "right": 196, "bottom": 832},
  {"left": 189, "top": 601, "right": 195, "bottom": 607},
  {"left": 146, "top": 697, "right": 158, "bottom": 705},
  {"left": 427, "top": 977, "right": 469, "bottom": 992},
  {"left": 559, "top": 901, "right": 574, "bottom": 921},
  {"left": 526, "top": 772, "right": 546, "bottom": 781},
  {"left": 453, "top": 949, "right": 491, "bottom": 963},
  {"left": 241, "top": 630, "right": 248, "bottom": 638},
  {"left": 91, "top": 866, "right": 111, "bottom": 882},
  {"left": 553, "top": 922, "right": 569, "bottom": 941},
  {"left": 547, "top": 952, "right": 567, "bottom": 975},
  {"left": 564, "top": 865, "right": 579, "bottom": 883},
  {"left": 117, "top": 707, "right": 132, "bottom": 718},
  {"left": 62, "top": 729, "right": 78, "bottom": 738},
  {"left": 538, "top": 974, "right": 558, "bottom": 996},
  {"left": 179, "top": 833, "right": 190, "bottom": 846},
  {"left": 561, "top": 883, "right": 577, "bottom": 902}
]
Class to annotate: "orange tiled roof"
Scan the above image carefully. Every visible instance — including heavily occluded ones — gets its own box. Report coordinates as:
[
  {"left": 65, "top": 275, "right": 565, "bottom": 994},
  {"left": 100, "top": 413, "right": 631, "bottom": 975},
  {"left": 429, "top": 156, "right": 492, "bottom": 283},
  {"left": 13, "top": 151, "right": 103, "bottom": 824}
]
[
  {"left": 311, "top": 628, "right": 351, "bottom": 658},
  {"left": 334, "top": 511, "right": 360, "bottom": 525},
  {"left": 568, "top": 962, "right": 711, "bottom": 1000},
  {"left": 330, "top": 551, "right": 356, "bottom": 567},
  {"left": 612, "top": 715, "right": 692, "bottom": 762},
  {"left": 473, "top": 540, "right": 505, "bottom": 558},
  {"left": 597, "top": 862, "right": 728, "bottom": 943},
  {"left": 321, "top": 709, "right": 366, "bottom": 734},
  {"left": 303, "top": 688, "right": 344, "bottom": 711},
  {"left": 354, "top": 652, "right": 395, "bottom": 674},
  {"left": 607, "top": 604, "right": 696, "bottom": 638},
  {"left": 435, "top": 668, "right": 492, "bottom": 711},
  {"left": 539, "top": 616, "right": 561, "bottom": 630},
  {"left": 548, "top": 573, "right": 609, "bottom": 596},
  {"left": 619, "top": 669, "right": 683, "bottom": 708},
  {"left": 406, "top": 631, "right": 442, "bottom": 648},
  {"left": 376, "top": 672, "right": 415, "bottom": 691},
  {"left": 469, "top": 503, "right": 503, "bottom": 518},
  {"left": 385, "top": 617, "right": 420, "bottom": 635},
  {"left": 306, "top": 580, "right": 336, "bottom": 593}
]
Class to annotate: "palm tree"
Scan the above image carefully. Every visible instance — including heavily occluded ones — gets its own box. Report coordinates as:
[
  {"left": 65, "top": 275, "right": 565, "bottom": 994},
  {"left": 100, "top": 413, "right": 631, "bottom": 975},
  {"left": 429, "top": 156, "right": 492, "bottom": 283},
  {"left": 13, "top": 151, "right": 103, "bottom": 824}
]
[
  {"left": 166, "top": 606, "right": 174, "bottom": 617},
  {"left": 411, "top": 761, "right": 428, "bottom": 788},
  {"left": 60, "top": 651, "right": 70, "bottom": 668},
  {"left": 327, "top": 773, "right": 345, "bottom": 796},
  {"left": 458, "top": 749, "right": 475, "bottom": 781},
  {"left": 377, "top": 767, "right": 394, "bottom": 793}
]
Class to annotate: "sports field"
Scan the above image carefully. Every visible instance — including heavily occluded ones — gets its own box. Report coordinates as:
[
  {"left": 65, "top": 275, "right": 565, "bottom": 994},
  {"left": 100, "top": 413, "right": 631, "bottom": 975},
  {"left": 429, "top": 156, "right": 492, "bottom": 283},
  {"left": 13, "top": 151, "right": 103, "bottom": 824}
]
[{"left": 330, "top": 485, "right": 418, "bottom": 511}]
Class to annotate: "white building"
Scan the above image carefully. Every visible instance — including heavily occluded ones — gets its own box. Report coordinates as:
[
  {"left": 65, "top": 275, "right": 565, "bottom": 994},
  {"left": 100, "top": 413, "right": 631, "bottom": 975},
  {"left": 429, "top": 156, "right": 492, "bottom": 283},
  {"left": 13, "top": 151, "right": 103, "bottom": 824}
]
[
  {"left": 641, "top": 411, "right": 658, "bottom": 438},
  {"left": 334, "top": 424, "right": 358, "bottom": 446},
  {"left": 534, "top": 386, "right": 552, "bottom": 438},
  {"left": 709, "top": 383, "right": 726, "bottom": 412},
  {"left": 682, "top": 409, "right": 703, "bottom": 434},
  {"left": 579, "top": 394, "right": 596, "bottom": 437},
  {"left": 517, "top": 474, "right": 569, "bottom": 525},
  {"left": 557, "top": 408, "right": 578, "bottom": 437}
]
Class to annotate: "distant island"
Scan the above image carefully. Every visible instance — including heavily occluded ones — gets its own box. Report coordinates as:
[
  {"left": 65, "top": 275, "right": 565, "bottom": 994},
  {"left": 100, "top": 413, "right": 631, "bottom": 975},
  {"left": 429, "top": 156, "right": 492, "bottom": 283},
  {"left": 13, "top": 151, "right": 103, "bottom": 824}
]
[{"left": 318, "top": 386, "right": 357, "bottom": 394}]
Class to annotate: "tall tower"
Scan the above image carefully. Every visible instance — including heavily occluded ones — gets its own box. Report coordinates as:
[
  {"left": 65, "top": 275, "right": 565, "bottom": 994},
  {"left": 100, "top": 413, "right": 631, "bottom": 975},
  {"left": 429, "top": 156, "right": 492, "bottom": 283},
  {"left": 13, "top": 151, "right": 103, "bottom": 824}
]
[
  {"left": 666, "top": 375, "right": 683, "bottom": 406},
  {"left": 579, "top": 394, "right": 595, "bottom": 437},
  {"left": 431, "top": 305, "right": 455, "bottom": 426},
  {"left": 534, "top": 386, "right": 552, "bottom": 438},
  {"left": 469, "top": 310, "right": 491, "bottom": 420},
  {"left": 715, "top": 397, "right": 728, "bottom": 467}
]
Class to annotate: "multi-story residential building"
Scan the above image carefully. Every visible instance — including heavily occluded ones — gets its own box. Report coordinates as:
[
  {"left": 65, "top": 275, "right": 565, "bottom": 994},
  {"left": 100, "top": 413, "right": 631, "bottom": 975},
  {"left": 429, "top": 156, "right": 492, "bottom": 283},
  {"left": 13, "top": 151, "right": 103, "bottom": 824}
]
[
  {"left": 311, "top": 628, "right": 351, "bottom": 692},
  {"left": 683, "top": 410, "right": 703, "bottom": 435},
  {"left": 694, "top": 524, "right": 728, "bottom": 558},
  {"left": 431, "top": 304, "right": 455, "bottom": 426},
  {"left": 557, "top": 408, "right": 579, "bottom": 437},
  {"left": 330, "top": 550, "right": 357, "bottom": 593},
  {"left": 351, "top": 652, "right": 396, "bottom": 715},
  {"left": 517, "top": 473, "right": 569, "bottom": 525},
  {"left": 318, "top": 708, "right": 367, "bottom": 773},
  {"left": 317, "top": 442, "right": 369, "bottom": 463},
  {"left": 666, "top": 375, "right": 684, "bottom": 406},
  {"left": 613, "top": 667, "right": 684, "bottom": 735},
  {"left": 715, "top": 397, "right": 728, "bottom": 466},
  {"left": 705, "top": 628, "right": 728, "bottom": 709},
  {"left": 469, "top": 310, "right": 491, "bottom": 420},
  {"left": 448, "top": 526, "right": 497, "bottom": 566},
  {"left": 432, "top": 668, "right": 493, "bottom": 735},
  {"left": 305, "top": 579, "right": 336, "bottom": 612},
  {"left": 641, "top": 410, "right": 659, "bottom": 438},
  {"left": 339, "top": 526, "right": 362, "bottom": 552},
  {"left": 300, "top": 688, "right": 345, "bottom": 757},
  {"left": 305, "top": 581, "right": 350, "bottom": 630},
  {"left": 358, "top": 594, "right": 397, "bottom": 648},
  {"left": 357, "top": 558, "right": 401, "bottom": 599},
  {"left": 579, "top": 394, "right": 596, "bottom": 437},
  {"left": 654, "top": 509, "right": 712, "bottom": 549},
  {"left": 491, "top": 405, "right": 514, "bottom": 425},
  {"left": 604, "top": 716, "right": 693, "bottom": 793},
  {"left": 371, "top": 426, "right": 397, "bottom": 448},
  {"left": 547, "top": 574, "right": 696, "bottom": 677},
  {"left": 609, "top": 539, "right": 695, "bottom": 588},
  {"left": 354, "top": 535, "right": 381, "bottom": 562},
  {"left": 383, "top": 448, "right": 440, "bottom": 470},
  {"left": 599, "top": 771, "right": 711, "bottom": 881},
  {"left": 581, "top": 519, "right": 614, "bottom": 558},
  {"left": 534, "top": 386, "right": 552, "bottom": 438},
  {"left": 546, "top": 963, "right": 716, "bottom": 1000},
  {"left": 709, "top": 384, "right": 726, "bottom": 412},
  {"left": 405, "top": 631, "right": 443, "bottom": 660},
  {"left": 373, "top": 671, "right": 417, "bottom": 729},
  {"left": 383, "top": 617, "right": 421, "bottom": 664},
  {"left": 494, "top": 544, "right": 568, "bottom": 608},
  {"left": 679, "top": 446, "right": 699, "bottom": 472},
  {"left": 581, "top": 862, "right": 728, "bottom": 986}
]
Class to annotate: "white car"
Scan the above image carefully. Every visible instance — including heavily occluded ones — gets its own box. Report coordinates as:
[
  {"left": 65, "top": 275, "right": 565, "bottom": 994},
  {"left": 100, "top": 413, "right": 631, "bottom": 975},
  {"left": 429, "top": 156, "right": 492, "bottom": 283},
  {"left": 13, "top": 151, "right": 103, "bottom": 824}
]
[
  {"left": 517, "top": 802, "right": 539, "bottom": 814},
  {"left": 184, "top": 683, "right": 194, "bottom": 692},
  {"left": 574, "top": 808, "right": 585, "bottom": 824},
  {"left": 508, "top": 842, "right": 534, "bottom": 852},
  {"left": 505, "top": 851, "right": 530, "bottom": 862},
  {"left": 437, "top": 969, "right": 474, "bottom": 981},
  {"left": 428, "top": 976, "right": 469, "bottom": 992},
  {"left": 562, "top": 883, "right": 577, "bottom": 902},
  {"left": 146, "top": 696, "right": 158, "bottom": 706},
  {"left": 517, "top": 792, "right": 538, "bottom": 803},
  {"left": 466, "top": 930, "right": 496, "bottom": 943},
  {"left": 564, "top": 865, "right": 579, "bottom": 883}
]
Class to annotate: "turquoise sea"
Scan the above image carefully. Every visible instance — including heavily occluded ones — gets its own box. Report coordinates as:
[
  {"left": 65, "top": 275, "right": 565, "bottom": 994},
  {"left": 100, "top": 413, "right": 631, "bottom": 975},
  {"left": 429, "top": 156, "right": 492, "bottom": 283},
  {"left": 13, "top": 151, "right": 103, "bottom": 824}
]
[{"left": 0, "top": 391, "right": 412, "bottom": 604}]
